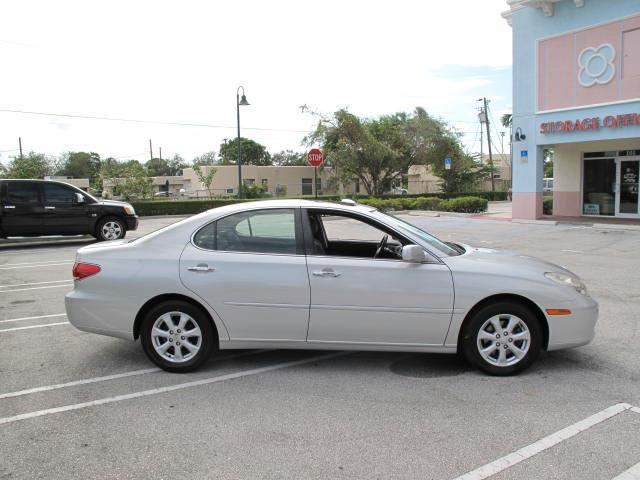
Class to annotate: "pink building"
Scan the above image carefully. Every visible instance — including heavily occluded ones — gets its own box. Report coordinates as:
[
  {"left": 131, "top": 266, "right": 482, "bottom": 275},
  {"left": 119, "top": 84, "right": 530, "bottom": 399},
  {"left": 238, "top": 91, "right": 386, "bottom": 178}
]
[{"left": 504, "top": 0, "right": 640, "bottom": 219}]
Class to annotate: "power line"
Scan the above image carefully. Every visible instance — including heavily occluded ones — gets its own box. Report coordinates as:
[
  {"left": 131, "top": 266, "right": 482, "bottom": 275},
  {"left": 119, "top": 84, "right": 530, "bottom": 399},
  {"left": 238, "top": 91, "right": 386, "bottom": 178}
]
[{"left": 0, "top": 108, "right": 313, "bottom": 134}]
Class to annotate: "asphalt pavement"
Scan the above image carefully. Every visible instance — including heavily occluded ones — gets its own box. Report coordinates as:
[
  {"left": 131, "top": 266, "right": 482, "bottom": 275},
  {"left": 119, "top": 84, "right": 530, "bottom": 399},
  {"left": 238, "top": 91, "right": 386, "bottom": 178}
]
[{"left": 1, "top": 214, "right": 639, "bottom": 479}]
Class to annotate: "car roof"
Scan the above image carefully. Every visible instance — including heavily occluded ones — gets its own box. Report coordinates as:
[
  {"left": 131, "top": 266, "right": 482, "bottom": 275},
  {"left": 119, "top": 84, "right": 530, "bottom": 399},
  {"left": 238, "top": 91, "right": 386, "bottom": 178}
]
[{"left": 213, "top": 198, "right": 376, "bottom": 214}]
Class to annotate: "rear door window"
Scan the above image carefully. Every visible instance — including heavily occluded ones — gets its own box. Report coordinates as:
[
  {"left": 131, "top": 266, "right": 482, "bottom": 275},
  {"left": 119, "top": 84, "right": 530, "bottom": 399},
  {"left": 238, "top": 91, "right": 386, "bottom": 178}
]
[
  {"left": 194, "top": 209, "right": 300, "bottom": 255},
  {"left": 6, "top": 182, "right": 40, "bottom": 204}
]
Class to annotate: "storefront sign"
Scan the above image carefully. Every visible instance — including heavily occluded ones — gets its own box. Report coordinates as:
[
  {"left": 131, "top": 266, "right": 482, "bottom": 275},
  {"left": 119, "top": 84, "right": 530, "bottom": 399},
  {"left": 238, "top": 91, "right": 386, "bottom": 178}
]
[
  {"left": 540, "top": 113, "right": 640, "bottom": 134},
  {"left": 584, "top": 204, "right": 600, "bottom": 215}
]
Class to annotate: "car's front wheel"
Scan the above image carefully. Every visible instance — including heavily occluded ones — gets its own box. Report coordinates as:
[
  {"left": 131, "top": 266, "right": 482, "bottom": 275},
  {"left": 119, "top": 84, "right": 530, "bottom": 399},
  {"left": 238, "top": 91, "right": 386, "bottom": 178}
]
[
  {"left": 140, "top": 300, "right": 216, "bottom": 373},
  {"left": 462, "top": 301, "right": 542, "bottom": 376},
  {"left": 96, "top": 217, "right": 126, "bottom": 241}
]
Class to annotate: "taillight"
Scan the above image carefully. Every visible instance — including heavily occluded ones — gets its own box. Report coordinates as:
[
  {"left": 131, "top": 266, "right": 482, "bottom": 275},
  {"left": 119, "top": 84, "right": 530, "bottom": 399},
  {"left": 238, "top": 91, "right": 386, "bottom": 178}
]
[{"left": 73, "top": 262, "right": 101, "bottom": 280}]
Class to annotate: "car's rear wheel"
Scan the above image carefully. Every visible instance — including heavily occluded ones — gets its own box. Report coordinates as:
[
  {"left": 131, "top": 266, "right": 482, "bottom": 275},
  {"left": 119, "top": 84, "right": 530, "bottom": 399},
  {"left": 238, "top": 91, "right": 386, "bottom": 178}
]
[
  {"left": 96, "top": 217, "right": 126, "bottom": 241},
  {"left": 140, "top": 300, "right": 216, "bottom": 373},
  {"left": 462, "top": 301, "right": 542, "bottom": 376}
]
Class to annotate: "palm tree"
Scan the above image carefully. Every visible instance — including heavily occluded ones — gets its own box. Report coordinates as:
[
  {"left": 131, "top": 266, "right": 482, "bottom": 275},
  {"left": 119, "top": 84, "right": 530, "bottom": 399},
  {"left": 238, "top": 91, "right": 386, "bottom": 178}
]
[{"left": 501, "top": 113, "right": 512, "bottom": 129}]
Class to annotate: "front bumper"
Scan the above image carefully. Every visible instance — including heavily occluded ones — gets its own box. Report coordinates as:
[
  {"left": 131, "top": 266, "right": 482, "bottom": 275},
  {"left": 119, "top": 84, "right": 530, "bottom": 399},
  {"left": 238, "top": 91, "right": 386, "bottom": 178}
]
[
  {"left": 125, "top": 215, "right": 139, "bottom": 231},
  {"left": 546, "top": 294, "right": 598, "bottom": 351}
]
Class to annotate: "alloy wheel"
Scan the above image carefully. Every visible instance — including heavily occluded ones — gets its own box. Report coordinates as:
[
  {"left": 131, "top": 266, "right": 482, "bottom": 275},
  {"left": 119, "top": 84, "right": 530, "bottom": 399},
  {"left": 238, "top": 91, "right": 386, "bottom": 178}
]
[
  {"left": 151, "top": 312, "right": 203, "bottom": 363},
  {"left": 101, "top": 221, "right": 123, "bottom": 240},
  {"left": 476, "top": 314, "right": 531, "bottom": 367}
]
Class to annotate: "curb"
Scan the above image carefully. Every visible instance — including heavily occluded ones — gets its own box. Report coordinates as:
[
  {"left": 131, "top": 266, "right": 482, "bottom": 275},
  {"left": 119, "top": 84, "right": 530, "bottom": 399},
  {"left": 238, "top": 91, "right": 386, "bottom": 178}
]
[
  {"left": 592, "top": 223, "right": 640, "bottom": 231},
  {"left": 512, "top": 219, "right": 558, "bottom": 226}
]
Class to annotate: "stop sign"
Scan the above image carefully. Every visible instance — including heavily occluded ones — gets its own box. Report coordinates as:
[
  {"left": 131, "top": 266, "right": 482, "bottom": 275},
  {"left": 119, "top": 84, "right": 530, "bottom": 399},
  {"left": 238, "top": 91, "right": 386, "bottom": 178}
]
[{"left": 307, "top": 149, "right": 324, "bottom": 167}]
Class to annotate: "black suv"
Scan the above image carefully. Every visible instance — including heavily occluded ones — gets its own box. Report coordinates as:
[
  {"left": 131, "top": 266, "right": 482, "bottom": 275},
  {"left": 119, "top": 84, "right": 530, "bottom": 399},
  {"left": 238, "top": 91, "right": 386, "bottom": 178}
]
[{"left": 0, "top": 179, "right": 138, "bottom": 241}]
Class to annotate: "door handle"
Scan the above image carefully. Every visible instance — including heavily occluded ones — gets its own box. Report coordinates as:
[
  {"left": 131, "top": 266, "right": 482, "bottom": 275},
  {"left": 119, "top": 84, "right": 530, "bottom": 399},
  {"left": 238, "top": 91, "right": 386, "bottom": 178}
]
[
  {"left": 312, "top": 269, "right": 341, "bottom": 278},
  {"left": 187, "top": 264, "right": 215, "bottom": 272},
  {"left": 44, "top": 206, "right": 56, "bottom": 210}
]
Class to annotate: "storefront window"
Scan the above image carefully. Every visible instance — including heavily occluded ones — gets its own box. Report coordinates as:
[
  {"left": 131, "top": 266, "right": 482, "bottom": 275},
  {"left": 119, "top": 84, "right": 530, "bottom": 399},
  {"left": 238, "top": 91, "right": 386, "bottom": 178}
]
[{"left": 583, "top": 158, "right": 615, "bottom": 216}]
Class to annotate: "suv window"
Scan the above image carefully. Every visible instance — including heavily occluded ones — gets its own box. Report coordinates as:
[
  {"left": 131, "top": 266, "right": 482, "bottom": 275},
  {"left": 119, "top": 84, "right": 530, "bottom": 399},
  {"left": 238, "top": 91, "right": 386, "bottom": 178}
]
[
  {"left": 6, "top": 182, "right": 40, "bottom": 204},
  {"left": 44, "top": 183, "right": 76, "bottom": 204},
  {"left": 194, "top": 209, "right": 298, "bottom": 254}
]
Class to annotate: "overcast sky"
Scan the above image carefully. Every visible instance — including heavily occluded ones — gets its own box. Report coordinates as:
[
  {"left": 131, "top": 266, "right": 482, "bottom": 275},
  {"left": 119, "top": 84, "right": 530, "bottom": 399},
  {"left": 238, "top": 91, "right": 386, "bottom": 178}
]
[{"left": 0, "top": 0, "right": 513, "bottom": 166}]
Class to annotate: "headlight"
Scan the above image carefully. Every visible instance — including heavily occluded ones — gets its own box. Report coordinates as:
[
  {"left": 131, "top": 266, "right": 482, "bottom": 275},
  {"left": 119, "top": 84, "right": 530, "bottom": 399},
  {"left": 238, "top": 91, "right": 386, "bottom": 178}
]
[
  {"left": 123, "top": 205, "right": 136, "bottom": 216},
  {"left": 545, "top": 272, "right": 587, "bottom": 296}
]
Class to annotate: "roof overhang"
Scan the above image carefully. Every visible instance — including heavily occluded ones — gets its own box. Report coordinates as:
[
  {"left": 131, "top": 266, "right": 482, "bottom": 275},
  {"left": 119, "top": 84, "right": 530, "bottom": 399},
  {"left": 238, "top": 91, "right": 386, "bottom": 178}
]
[{"left": 502, "top": 0, "right": 585, "bottom": 25}]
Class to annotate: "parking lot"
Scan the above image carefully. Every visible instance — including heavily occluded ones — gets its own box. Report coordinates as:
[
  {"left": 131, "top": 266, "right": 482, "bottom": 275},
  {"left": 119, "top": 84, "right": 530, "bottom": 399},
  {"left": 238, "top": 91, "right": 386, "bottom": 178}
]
[{"left": 1, "top": 213, "right": 639, "bottom": 479}]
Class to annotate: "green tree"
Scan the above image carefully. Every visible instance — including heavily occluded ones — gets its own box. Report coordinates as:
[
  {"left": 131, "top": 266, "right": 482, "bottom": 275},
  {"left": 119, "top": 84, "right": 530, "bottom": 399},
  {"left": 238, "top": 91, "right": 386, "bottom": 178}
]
[
  {"left": 272, "top": 150, "right": 307, "bottom": 166},
  {"left": 5, "top": 152, "right": 52, "bottom": 179},
  {"left": 501, "top": 113, "right": 513, "bottom": 129},
  {"left": 307, "top": 108, "right": 465, "bottom": 195},
  {"left": 145, "top": 157, "right": 171, "bottom": 176},
  {"left": 219, "top": 138, "right": 272, "bottom": 166},
  {"left": 57, "top": 151, "right": 101, "bottom": 189},
  {"left": 192, "top": 151, "right": 217, "bottom": 166},
  {"left": 168, "top": 154, "right": 188, "bottom": 175},
  {"left": 192, "top": 164, "right": 216, "bottom": 199}
]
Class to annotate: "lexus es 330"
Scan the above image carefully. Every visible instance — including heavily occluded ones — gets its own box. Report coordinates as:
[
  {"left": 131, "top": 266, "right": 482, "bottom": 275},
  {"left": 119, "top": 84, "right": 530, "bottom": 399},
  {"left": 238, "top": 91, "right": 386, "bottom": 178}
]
[{"left": 65, "top": 199, "right": 598, "bottom": 375}]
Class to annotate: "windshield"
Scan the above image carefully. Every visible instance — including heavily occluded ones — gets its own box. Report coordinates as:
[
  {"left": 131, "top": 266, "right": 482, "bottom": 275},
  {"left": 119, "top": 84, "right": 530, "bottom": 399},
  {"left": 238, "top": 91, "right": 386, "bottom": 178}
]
[{"left": 370, "top": 210, "right": 460, "bottom": 257}]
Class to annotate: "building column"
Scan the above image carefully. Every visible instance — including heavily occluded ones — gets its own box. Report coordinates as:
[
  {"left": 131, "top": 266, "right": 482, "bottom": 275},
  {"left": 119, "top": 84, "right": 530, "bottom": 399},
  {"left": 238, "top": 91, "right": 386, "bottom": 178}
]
[
  {"left": 552, "top": 145, "right": 582, "bottom": 217},
  {"left": 512, "top": 139, "right": 544, "bottom": 220}
]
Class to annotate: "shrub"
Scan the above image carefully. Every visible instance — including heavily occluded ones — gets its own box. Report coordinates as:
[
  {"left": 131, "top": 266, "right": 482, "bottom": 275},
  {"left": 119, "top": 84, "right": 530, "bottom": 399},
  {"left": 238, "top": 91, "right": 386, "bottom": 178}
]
[
  {"left": 439, "top": 196, "right": 488, "bottom": 213},
  {"left": 132, "top": 195, "right": 488, "bottom": 216},
  {"left": 543, "top": 197, "right": 553, "bottom": 215},
  {"left": 413, "top": 197, "right": 443, "bottom": 210}
]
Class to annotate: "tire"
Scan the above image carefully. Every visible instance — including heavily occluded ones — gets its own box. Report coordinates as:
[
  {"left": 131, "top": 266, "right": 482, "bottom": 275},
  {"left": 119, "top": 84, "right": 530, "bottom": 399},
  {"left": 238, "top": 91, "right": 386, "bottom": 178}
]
[
  {"left": 461, "top": 301, "right": 542, "bottom": 376},
  {"left": 95, "top": 217, "right": 127, "bottom": 241},
  {"left": 140, "top": 300, "right": 217, "bottom": 373}
]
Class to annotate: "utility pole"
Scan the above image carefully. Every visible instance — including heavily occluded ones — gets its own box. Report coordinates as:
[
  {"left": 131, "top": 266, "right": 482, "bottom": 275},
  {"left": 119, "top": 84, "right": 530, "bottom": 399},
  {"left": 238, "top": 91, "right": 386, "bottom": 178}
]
[
  {"left": 479, "top": 97, "right": 495, "bottom": 192},
  {"left": 18, "top": 137, "right": 23, "bottom": 159},
  {"left": 159, "top": 147, "right": 162, "bottom": 161},
  {"left": 149, "top": 139, "right": 153, "bottom": 161}
]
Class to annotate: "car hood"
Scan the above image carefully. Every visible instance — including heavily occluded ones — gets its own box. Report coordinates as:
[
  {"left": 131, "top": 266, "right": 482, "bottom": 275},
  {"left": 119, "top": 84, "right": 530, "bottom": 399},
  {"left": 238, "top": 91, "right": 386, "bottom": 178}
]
[{"left": 444, "top": 243, "right": 578, "bottom": 278}]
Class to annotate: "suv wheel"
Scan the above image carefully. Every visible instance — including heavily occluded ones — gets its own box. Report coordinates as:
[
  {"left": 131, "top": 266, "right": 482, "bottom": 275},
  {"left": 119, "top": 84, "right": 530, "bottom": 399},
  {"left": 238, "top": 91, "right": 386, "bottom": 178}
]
[
  {"left": 96, "top": 217, "right": 126, "bottom": 241},
  {"left": 462, "top": 301, "right": 542, "bottom": 376}
]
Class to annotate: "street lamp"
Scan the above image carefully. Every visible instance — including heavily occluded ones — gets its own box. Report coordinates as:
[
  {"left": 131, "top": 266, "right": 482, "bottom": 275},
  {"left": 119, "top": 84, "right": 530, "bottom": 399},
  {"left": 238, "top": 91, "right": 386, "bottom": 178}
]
[{"left": 236, "top": 86, "right": 250, "bottom": 198}]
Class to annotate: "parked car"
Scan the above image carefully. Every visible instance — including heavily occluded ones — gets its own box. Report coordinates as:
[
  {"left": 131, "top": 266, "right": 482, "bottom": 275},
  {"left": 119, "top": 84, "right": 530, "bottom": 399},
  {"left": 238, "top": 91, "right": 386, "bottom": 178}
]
[
  {"left": 0, "top": 179, "right": 138, "bottom": 241},
  {"left": 154, "top": 191, "right": 171, "bottom": 197},
  {"left": 65, "top": 199, "right": 597, "bottom": 375}
]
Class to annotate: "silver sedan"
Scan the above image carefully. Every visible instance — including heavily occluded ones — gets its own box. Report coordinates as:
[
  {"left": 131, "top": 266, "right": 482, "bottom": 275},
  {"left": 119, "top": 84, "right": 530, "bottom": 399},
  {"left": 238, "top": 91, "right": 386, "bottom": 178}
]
[{"left": 65, "top": 199, "right": 598, "bottom": 375}]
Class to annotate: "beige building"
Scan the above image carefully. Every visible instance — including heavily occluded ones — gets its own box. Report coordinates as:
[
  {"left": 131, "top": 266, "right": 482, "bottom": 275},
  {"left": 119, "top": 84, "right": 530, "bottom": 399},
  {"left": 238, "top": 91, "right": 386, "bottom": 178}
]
[
  {"left": 44, "top": 176, "right": 90, "bottom": 191},
  {"left": 102, "top": 175, "right": 185, "bottom": 198},
  {"left": 182, "top": 165, "right": 353, "bottom": 197}
]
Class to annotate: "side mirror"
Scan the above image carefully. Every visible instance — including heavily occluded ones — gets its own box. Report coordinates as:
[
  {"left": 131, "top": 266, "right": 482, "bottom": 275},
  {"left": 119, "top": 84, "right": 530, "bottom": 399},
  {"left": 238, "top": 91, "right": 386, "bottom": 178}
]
[
  {"left": 402, "top": 244, "right": 426, "bottom": 263},
  {"left": 75, "top": 193, "right": 85, "bottom": 204}
]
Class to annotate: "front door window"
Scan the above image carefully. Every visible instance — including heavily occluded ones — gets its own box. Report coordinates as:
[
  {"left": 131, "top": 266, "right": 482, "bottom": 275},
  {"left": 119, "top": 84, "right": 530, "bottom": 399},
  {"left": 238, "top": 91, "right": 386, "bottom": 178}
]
[{"left": 583, "top": 158, "right": 615, "bottom": 216}]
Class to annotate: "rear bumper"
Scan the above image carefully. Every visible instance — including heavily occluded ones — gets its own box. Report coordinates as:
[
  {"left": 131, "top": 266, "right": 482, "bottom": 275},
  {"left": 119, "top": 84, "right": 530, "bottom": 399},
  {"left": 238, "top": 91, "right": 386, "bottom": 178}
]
[
  {"left": 125, "top": 216, "right": 139, "bottom": 231},
  {"left": 65, "top": 289, "right": 135, "bottom": 340}
]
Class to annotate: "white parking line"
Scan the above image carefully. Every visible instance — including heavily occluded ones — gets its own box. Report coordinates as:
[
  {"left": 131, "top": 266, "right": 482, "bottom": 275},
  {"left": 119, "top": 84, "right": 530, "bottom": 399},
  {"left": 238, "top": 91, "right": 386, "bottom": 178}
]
[
  {"left": 0, "top": 284, "right": 73, "bottom": 293},
  {"left": 0, "top": 313, "right": 67, "bottom": 324},
  {"left": 0, "top": 322, "right": 70, "bottom": 333},
  {"left": 0, "top": 352, "right": 345, "bottom": 425},
  {"left": 0, "top": 280, "right": 72, "bottom": 289},
  {"left": 0, "top": 260, "right": 74, "bottom": 267},
  {"left": 0, "top": 262, "right": 74, "bottom": 270},
  {"left": 0, "top": 350, "right": 270, "bottom": 399},
  {"left": 452, "top": 403, "right": 637, "bottom": 480},
  {"left": 612, "top": 461, "right": 640, "bottom": 480}
]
